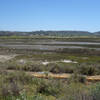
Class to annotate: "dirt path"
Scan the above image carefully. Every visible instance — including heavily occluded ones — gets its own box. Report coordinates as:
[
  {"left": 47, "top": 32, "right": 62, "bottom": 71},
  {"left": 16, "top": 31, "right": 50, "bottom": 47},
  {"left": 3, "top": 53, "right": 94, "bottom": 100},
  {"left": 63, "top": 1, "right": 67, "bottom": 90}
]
[
  {"left": 0, "top": 55, "right": 16, "bottom": 62},
  {"left": 5, "top": 70, "right": 100, "bottom": 82}
]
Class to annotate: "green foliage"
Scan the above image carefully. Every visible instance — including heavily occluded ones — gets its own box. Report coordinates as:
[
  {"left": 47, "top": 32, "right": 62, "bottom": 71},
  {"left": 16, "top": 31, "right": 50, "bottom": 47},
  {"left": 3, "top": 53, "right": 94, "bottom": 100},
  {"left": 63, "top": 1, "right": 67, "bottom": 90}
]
[
  {"left": 91, "top": 83, "right": 100, "bottom": 100},
  {"left": 33, "top": 79, "right": 61, "bottom": 96},
  {"left": 77, "top": 64, "right": 98, "bottom": 75},
  {"left": 68, "top": 73, "right": 86, "bottom": 83}
]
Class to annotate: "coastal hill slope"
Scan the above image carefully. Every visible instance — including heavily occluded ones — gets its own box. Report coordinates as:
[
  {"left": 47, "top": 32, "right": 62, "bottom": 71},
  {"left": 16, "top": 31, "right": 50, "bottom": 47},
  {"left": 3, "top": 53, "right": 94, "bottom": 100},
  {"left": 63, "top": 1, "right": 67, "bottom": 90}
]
[{"left": 0, "top": 30, "right": 99, "bottom": 36}]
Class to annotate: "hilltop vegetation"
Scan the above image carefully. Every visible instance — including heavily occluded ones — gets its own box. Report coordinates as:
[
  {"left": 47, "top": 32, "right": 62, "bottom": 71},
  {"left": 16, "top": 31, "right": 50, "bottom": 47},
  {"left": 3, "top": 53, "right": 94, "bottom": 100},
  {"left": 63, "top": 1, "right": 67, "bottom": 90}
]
[{"left": 0, "top": 30, "right": 98, "bottom": 37}]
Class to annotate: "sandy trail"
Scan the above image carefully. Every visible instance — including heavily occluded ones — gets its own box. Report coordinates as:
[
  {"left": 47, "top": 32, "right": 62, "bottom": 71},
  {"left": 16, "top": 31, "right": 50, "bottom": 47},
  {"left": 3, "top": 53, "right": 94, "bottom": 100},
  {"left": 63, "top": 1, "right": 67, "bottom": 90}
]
[{"left": 5, "top": 70, "right": 100, "bottom": 82}]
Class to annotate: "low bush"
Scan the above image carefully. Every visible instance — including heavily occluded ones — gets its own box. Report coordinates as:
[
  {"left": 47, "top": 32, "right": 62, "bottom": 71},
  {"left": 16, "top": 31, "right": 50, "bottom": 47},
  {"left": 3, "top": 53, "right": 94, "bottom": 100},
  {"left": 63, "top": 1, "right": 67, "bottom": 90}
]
[
  {"left": 68, "top": 73, "right": 86, "bottom": 84},
  {"left": 35, "top": 79, "right": 61, "bottom": 96},
  {"left": 91, "top": 83, "right": 100, "bottom": 100},
  {"left": 77, "top": 64, "right": 98, "bottom": 76}
]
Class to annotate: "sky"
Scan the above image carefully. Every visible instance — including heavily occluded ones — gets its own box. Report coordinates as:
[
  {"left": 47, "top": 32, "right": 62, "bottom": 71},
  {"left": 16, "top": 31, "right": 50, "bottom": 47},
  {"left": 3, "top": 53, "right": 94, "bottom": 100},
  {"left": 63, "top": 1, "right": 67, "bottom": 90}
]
[{"left": 0, "top": 0, "right": 100, "bottom": 32}]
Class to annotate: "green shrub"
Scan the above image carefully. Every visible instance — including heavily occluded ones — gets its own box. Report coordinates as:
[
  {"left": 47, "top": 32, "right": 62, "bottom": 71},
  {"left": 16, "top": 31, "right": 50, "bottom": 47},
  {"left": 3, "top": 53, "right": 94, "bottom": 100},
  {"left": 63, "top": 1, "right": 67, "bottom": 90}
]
[
  {"left": 59, "top": 83, "right": 92, "bottom": 100},
  {"left": 77, "top": 64, "right": 97, "bottom": 75},
  {"left": 0, "top": 71, "right": 33, "bottom": 97},
  {"left": 46, "top": 63, "right": 74, "bottom": 73},
  {"left": 91, "top": 83, "right": 100, "bottom": 100},
  {"left": 68, "top": 73, "right": 86, "bottom": 84},
  {"left": 34, "top": 79, "right": 61, "bottom": 96}
]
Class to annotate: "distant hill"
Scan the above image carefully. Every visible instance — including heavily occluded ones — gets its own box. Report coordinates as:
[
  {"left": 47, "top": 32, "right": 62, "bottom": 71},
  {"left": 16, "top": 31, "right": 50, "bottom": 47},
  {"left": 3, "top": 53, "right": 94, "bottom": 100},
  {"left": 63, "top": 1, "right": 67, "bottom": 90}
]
[
  {"left": 93, "top": 31, "right": 100, "bottom": 35},
  {"left": 0, "top": 30, "right": 99, "bottom": 36},
  {"left": 0, "top": 31, "right": 29, "bottom": 36},
  {"left": 30, "top": 31, "right": 92, "bottom": 36}
]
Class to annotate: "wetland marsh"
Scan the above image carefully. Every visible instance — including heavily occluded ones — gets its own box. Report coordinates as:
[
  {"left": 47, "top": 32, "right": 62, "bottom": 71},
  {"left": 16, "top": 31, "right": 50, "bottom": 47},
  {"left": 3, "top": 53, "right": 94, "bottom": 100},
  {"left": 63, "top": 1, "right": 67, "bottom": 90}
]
[{"left": 1, "top": 37, "right": 100, "bottom": 100}]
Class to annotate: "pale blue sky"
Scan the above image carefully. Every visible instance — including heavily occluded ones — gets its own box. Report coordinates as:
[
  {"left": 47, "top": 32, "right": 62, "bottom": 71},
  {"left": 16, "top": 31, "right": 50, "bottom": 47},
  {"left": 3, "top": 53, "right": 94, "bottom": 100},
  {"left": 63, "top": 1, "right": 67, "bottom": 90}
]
[{"left": 0, "top": 0, "right": 100, "bottom": 32}]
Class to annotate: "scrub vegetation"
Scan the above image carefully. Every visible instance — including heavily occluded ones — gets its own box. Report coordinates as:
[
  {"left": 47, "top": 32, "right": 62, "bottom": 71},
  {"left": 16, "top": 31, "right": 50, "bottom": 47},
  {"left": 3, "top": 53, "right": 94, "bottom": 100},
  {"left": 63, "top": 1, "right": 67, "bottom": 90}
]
[{"left": 0, "top": 36, "right": 100, "bottom": 100}]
